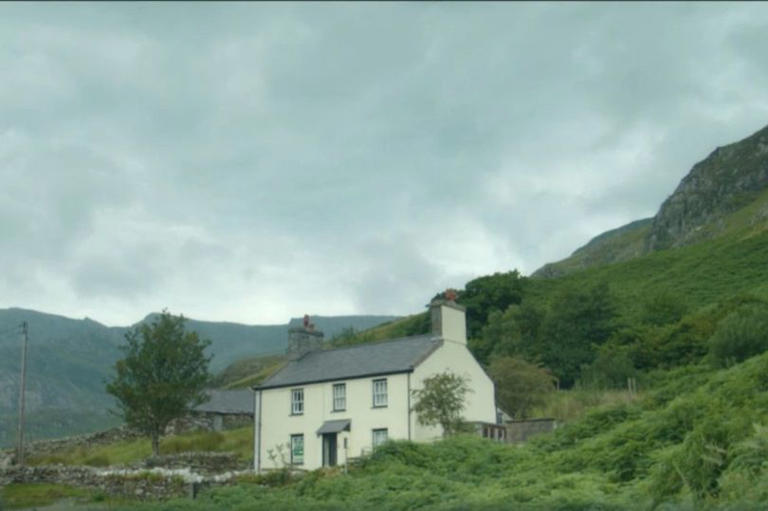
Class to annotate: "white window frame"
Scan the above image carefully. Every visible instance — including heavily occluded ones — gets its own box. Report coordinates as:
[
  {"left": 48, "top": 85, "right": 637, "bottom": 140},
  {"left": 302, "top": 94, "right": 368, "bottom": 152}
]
[
  {"left": 372, "top": 378, "right": 388, "bottom": 408},
  {"left": 290, "top": 434, "right": 304, "bottom": 465},
  {"left": 372, "top": 428, "right": 388, "bottom": 448},
  {"left": 332, "top": 383, "right": 346, "bottom": 411},
  {"left": 291, "top": 388, "right": 304, "bottom": 415}
]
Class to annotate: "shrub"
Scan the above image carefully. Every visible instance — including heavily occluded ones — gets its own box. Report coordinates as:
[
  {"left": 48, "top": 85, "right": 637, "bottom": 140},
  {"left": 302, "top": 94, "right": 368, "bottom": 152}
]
[
  {"left": 488, "top": 356, "right": 555, "bottom": 418},
  {"left": 579, "top": 348, "right": 637, "bottom": 389},
  {"left": 708, "top": 303, "right": 768, "bottom": 367}
]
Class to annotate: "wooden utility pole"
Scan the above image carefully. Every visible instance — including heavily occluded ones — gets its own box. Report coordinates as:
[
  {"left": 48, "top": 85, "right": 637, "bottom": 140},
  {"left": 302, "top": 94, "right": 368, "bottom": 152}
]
[{"left": 16, "top": 321, "right": 28, "bottom": 466}]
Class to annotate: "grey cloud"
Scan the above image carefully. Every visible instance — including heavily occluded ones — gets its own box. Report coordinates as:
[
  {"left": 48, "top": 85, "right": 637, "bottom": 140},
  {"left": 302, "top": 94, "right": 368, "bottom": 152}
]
[{"left": 1, "top": 3, "right": 768, "bottom": 324}]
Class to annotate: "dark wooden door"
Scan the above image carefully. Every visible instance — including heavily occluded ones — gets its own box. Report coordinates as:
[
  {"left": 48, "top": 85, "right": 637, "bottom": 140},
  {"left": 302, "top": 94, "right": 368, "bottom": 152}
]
[{"left": 322, "top": 433, "right": 337, "bottom": 467}]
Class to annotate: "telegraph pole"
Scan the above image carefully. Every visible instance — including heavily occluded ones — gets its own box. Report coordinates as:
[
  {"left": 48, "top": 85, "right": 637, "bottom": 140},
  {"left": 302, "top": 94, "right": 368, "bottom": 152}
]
[{"left": 16, "top": 321, "right": 28, "bottom": 466}]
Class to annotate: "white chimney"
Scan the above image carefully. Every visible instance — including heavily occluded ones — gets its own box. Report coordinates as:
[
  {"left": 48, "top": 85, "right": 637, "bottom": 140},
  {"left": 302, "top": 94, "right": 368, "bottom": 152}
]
[{"left": 429, "top": 293, "right": 467, "bottom": 344}]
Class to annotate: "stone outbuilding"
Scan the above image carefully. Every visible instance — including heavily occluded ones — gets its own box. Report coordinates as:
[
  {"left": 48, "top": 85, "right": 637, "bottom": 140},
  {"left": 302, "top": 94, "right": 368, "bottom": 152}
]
[{"left": 168, "top": 389, "right": 254, "bottom": 434}]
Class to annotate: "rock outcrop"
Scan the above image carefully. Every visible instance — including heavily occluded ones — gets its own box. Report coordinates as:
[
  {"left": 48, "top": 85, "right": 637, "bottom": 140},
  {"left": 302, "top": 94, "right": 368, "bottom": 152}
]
[
  {"left": 532, "top": 123, "right": 768, "bottom": 277},
  {"left": 647, "top": 124, "right": 768, "bottom": 250}
]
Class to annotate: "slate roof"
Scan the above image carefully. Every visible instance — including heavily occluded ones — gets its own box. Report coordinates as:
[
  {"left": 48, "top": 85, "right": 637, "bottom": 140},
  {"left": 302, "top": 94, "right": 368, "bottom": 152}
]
[
  {"left": 256, "top": 334, "right": 443, "bottom": 390},
  {"left": 194, "top": 389, "right": 254, "bottom": 414}
]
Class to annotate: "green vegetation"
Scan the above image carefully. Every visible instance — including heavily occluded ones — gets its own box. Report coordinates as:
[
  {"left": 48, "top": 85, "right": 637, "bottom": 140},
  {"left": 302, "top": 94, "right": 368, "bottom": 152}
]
[
  {"left": 331, "top": 312, "right": 431, "bottom": 346},
  {"left": 471, "top": 225, "right": 768, "bottom": 389},
  {"left": 106, "top": 311, "right": 212, "bottom": 455},
  {"left": 707, "top": 301, "right": 768, "bottom": 368},
  {"left": 28, "top": 426, "right": 253, "bottom": 466},
  {"left": 99, "top": 352, "right": 768, "bottom": 511},
  {"left": 9, "top": 127, "right": 768, "bottom": 509},
  {"left": 489, "top": 356, "right": 556, "bottom": 419},
  {"left": 211, "top": 354, "right": 286, "bottom": 389},
  {"left": 0, "top": 483, "right": 93, "bottom": 509},
  {"left": 533, "top": 217, "right": 653, "bottom": 278},
  {"left": 411, "top": 371, "right": 472, "bottom": 436}
]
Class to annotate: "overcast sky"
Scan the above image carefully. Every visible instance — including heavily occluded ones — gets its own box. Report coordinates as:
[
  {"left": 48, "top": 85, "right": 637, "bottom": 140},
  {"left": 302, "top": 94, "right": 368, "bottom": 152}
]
[{"left": 1, "top": 2, "right": 768, "bottom": 326}]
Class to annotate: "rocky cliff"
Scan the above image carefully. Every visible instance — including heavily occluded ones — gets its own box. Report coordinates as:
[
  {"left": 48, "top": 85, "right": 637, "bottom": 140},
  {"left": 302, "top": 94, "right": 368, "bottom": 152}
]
[
  {"left": 647, "top": 123, "right": 768, "bottom": 250},
  {"left": 533, "top": 123, "right": 768, "bottom": 277}
]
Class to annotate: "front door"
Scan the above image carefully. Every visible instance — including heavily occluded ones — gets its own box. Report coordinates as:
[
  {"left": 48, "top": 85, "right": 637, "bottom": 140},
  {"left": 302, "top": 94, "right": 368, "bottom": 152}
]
[{"left": 322, "top": 433, "right": 337, "bottom": 467}]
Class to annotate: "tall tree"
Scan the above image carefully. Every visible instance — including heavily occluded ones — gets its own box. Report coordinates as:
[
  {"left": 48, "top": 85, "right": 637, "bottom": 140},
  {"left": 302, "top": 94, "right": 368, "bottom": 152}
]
[
  {"left": 106, "top": 310, "right": 211, "bottom": 455},
  {"left": 456, "top": 270, "right": 526, "bottom": 338},
  {"left": 476, "top": 302, "right": 545, "bottom": 365},
  {"left": 488, "top": 356, "right": 555, "bottom": 419},
  {"left": 538, "top": 282, "right": 617, "bottom": 387},
  {"left": 411, "top": 371, "right": 472, "bottom": 437}
]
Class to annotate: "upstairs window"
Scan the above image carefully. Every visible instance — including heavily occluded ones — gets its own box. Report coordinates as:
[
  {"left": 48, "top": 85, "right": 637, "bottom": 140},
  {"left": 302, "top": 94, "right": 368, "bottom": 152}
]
[
  {"left": 291, "top": 388, "right": 304, "bottom": 415},
  {"left": 372, "top": 378, "right": 388, "bottom": 407},
  {"left": 333, "top": 383, "right": 346, "bottom": 411}
]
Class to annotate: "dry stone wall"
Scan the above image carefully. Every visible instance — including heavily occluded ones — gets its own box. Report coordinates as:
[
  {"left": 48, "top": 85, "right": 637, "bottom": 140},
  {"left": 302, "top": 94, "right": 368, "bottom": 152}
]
[
  {"left": 505, "top": 418, "right": 557, "bottom": 443},
  {"left": 0, "top": 464, "right": 248, "bottom": 500},
  {"left": 166, "top": 413, "right": 252, "bottom": 435},
  {"left": 2, "top": 426, "right": 142, "bottom": 462}
]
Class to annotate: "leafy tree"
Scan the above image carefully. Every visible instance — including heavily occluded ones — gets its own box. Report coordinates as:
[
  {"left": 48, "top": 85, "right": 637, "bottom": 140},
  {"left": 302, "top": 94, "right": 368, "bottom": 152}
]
[
  {"left": 106, "top": 310, "right": 212, "bottom": 455},
  {"left": 579, "top": 346, "right": 637, "bottom": 389},
  {"left": 477, "top": 302, "right": 545, "bottom": 364},
  {"left": 411, "top": 371, "right": 472, "bottom": 437},
  {"left": 488, "top": 356, "right": 555, "bottom": 419},
  {"left": 537, "top": 282, "right": 617, "bottom": 387},
  {"left": 640, "top": 290, "right": 689, "bottom": 326},
  {"left": 456, "top": 270, "right": 526, "bottom": 338}
]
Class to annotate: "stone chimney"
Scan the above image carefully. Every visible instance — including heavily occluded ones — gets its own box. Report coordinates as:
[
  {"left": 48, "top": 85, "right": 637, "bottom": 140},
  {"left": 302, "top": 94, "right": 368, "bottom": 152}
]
[
  {"left": 429, "top": 289, "right": 467, "bottom": 344},
  {"left": 287, "top": 314, "right": 324, "bottom": 360}
]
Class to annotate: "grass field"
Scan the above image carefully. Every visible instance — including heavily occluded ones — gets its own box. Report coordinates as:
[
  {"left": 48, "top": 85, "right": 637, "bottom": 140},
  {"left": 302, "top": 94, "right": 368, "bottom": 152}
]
[{"left": 27, "top": 426, "right": 253, "bottom": 467}]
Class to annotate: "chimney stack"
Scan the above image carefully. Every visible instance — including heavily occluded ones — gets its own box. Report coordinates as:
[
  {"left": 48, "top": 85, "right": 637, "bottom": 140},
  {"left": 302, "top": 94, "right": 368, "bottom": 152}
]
[
  {"left": 287, "top": 314, "right": 324, "bottom": 360},
  {"left": 429, "top": 289, "right": 467, "bottom": 344}
]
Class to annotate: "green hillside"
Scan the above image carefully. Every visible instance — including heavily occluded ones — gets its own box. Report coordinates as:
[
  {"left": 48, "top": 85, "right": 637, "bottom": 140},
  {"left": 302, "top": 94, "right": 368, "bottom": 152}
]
[
  {"left": 0, "top": 311, "right": 398, "bottom": 447},
  {"left": 533, "top": 218, "right": 652, "bottom": 278},
  {"left": 333, "top": 185, "right": 768, "bottom": 389},
  {"left": 105, "top": 352, "right": 768, "bottom": 511}
]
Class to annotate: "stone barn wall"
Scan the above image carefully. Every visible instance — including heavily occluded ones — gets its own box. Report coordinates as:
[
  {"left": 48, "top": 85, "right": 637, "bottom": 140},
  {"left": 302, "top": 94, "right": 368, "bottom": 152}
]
[
  {"left": 505, "top": 418, "right": 557, "bottom": 443},
  {"left": 166, "top": 412, "right": 252, "bottom": 435}
]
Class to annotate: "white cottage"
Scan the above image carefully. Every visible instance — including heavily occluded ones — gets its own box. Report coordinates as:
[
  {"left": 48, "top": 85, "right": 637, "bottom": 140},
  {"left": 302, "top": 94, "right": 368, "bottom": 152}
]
[{"left": 252, "top": 297, "right": 496, "bottom": 471}]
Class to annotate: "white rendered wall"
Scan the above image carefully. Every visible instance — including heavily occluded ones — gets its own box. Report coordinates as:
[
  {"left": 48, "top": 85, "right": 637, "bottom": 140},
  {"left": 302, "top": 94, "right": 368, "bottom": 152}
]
[
  {"left": 258, "top": 373, "right": 410, "bottom": 471},
  {"left": 411, "top": 339, "right": 496, "bottom": 441}
]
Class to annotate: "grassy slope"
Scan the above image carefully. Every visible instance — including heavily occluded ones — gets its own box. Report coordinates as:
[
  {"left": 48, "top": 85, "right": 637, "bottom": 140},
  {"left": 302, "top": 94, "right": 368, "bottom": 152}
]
[
  {"left": 387, "top": 190, "right": 768, "bottom": 338},
  {"left": 27, "top": 426, "right": 253, "bottom": 467},
  {"left": 107, "top": 352, "right": 768, "bottom": 511},
  {"left": 533, "top": 218, "right": 652, "bottom": 278},
  {"left": 0, "top": 483, "right": 94, "bottom": 510}
]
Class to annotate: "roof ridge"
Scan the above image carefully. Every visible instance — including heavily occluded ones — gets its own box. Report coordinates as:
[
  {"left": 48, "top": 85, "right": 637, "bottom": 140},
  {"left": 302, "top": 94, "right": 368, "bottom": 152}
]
[{"left": 315, "top": 333, "right": 440, "bottom": 355}]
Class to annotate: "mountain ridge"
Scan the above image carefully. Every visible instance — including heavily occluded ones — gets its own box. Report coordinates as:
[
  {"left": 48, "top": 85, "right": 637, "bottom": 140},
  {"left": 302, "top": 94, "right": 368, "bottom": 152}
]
[
  {"left": 532, "top": 122, "right": 768, "bottom": 277},
  {"left": 0, "top": 308, "right": 399, "bottom": 446}
]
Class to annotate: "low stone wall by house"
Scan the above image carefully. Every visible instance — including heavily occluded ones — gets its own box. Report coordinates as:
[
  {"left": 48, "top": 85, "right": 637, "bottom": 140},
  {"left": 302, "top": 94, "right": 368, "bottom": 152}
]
[
  {"left": 505, "top": 418, "right": 557, "bottom": 443},
  {"left": 0, "top": 464, "right": 248, "bottom": 500},
  {"left": 141, "top": 452, "right": 249, "bottom": 474},
  {"left": 0, "top": 465, "right": 187, "bottom": 500}
]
